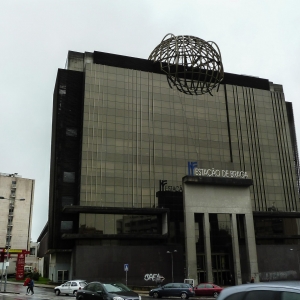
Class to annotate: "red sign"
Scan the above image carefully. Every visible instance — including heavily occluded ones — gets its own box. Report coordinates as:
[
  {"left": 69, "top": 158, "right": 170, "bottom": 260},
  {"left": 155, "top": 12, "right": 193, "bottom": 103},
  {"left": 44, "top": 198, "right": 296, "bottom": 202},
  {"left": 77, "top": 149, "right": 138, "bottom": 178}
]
[
  {"left": 16, "top": 253, "right": 25, "bottom": 280},
  {"left": 0, "top": 253, "right": 11, "bottom": 262}
]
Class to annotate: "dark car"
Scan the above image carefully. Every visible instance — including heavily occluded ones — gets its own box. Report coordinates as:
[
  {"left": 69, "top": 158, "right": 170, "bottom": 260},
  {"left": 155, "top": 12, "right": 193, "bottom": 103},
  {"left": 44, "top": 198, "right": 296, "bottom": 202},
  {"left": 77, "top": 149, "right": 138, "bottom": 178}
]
[
  {"left": 149, "top": 283, "right": 195, "bottom": 299},
  {"left": 76, "top": 282, "right": 141, "bottom": 300},
  {"left": 193, "top": 283, "right": 223, "bottom": 298}
]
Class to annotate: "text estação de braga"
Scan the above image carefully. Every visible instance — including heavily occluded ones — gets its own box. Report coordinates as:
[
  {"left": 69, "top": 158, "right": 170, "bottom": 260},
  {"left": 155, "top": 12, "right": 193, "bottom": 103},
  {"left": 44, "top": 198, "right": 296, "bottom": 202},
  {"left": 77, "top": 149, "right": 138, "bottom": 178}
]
[{"left": 194, "top": 168, "right": 248, "bottom": 179}]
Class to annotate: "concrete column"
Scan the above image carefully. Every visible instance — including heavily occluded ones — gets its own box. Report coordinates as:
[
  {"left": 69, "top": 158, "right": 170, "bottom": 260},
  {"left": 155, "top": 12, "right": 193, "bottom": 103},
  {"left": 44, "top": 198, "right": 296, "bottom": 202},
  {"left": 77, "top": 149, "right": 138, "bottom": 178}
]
[
  {"left": 203, "top": 212, "right": 213, "bottom": 283},
  {"left": 231, "top": 214, "right": 242, "bottom": 285},
  {"left": 184, "top": 211, "right": 197, "bottom": 283},
  {"left": 244, "top": 213, "right": 259, "bottom": 283}
]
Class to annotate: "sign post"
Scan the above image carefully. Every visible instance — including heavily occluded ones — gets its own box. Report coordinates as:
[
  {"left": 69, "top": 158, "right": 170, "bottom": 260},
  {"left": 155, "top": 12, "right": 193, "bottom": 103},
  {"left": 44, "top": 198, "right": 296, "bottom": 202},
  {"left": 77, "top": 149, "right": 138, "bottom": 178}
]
[{"left": 124, "top": 264, "right": 129, "bottom": 286}]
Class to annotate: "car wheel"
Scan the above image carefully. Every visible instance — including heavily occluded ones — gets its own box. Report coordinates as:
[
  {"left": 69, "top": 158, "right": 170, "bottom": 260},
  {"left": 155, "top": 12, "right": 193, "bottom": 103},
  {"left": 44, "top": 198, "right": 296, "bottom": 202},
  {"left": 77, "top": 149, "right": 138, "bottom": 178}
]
[
  {"left": 73, "top": 290, "right": 77, "bottom": 297},
  {"left": 55, "top": 290, "right": 60, "bottom": 296},
  {"left": 213, "top": 292, "right": 219, "bottom": 298},
  {"left": 153, "top": 292, "right": 160, "bottom": 298},
  {"left": 181, "top": 293, "right": 188, "bottom": 299}
]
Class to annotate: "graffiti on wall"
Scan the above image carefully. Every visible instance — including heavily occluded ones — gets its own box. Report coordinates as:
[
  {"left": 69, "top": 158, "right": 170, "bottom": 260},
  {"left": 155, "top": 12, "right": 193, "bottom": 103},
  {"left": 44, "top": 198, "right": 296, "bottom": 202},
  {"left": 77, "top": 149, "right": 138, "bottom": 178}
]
[
  {"left": 144, "top": 273, "right": 165, "bottom": 282},
  {"left": 259, "top": 270, "right": 297, "bottom": 281}
]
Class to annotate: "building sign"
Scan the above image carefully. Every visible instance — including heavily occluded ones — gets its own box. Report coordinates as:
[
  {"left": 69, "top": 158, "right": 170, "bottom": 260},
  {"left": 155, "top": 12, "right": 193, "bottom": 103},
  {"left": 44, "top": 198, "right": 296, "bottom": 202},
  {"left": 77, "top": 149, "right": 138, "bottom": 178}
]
[
  {"left": 195, "top": 168, "right": 248, "bottom": 179},
  {"left": 16, "top": 253, "right": 25, "bottom": 280},
  {"left": 0, "top": 249, "right": 30, "bottom": 254},
  {"left": 188, "top": 162, "right": 248, "bottom": 179},
  {"left": 159, "top": 180, "right": 182, "bottom": 192}
]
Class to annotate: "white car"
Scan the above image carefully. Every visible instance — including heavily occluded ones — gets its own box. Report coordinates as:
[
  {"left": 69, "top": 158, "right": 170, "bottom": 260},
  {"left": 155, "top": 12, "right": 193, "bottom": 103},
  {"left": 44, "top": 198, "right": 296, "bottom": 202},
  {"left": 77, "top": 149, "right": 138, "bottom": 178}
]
[{"left": 54, "top": 280, "right": 87, "bottom": 296}]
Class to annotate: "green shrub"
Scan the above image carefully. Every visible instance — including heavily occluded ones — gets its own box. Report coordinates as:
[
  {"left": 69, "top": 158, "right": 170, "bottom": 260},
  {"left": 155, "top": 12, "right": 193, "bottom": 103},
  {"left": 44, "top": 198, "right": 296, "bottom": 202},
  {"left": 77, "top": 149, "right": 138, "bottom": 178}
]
[{"left": 32, "top": 272, "right": 40, "bottom": 281}]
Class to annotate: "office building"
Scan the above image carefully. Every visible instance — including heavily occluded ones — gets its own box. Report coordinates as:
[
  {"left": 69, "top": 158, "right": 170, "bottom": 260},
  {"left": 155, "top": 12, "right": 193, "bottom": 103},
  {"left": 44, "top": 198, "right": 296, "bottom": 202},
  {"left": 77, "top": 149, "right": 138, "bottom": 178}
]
[
  {"left": 39, "top": 48, "right": 300, "bottom": 285},
  {"left": 0, "top": 173, "right": 35, "bottom": 276}
]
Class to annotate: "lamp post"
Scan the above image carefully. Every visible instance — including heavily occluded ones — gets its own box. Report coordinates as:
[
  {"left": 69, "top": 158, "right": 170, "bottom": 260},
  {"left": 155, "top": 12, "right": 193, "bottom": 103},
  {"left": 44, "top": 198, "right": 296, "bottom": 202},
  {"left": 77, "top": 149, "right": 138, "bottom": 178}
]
[
  {"left": 0, "top": 196, "right": 25, "bottom": 292},
  {"left": 167, "top": 250, "right": 177, "bottom": 283},
  {"left": 290, "top": 248, "right": 300, "bottom": 279}
]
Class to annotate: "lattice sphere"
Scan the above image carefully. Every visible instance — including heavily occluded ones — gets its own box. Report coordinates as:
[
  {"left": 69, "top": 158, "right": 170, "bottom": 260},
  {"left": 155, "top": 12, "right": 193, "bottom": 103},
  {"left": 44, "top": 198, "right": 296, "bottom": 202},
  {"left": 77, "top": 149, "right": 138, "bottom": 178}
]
[{"left": 148, "top": 34, "right": 224, "bottom": 95}]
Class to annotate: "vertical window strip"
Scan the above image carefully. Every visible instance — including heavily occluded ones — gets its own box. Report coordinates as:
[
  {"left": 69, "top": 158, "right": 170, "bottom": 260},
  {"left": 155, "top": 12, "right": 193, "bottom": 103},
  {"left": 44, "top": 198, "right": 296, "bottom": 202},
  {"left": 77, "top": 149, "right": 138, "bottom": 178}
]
[
  {"left": 277, "top": 93, "right": 297, "bottom": 211},
  {"left": 276, "top": 92, "right": 292, "bottom": 211},
  {"left": 243, "top": 87, "right": 260, "bottom": 210},
  {"left": 286, "top": 102, "right": 300, "bottom": 210},
  {"left": 224, "top": 85, "right": 233, "bottom": 162},
  {"left": 233, "top": 86, "right": 245, "bottom": 174},
  {"left": 249, "top": 88, "right": 267, "bottom": 210},
  {"left": 271, "top": 92, "right": 289, "bottom": 211}
]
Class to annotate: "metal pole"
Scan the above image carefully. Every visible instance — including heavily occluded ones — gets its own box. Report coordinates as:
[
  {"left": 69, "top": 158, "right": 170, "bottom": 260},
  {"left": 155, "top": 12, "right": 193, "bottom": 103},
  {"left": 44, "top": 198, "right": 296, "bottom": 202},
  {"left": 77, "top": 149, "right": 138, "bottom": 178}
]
[
  {"left": 171, "top": 253, "right": 174, "bottom": 283},
  {"left": 4, "top": 199, "right": 12, "bottom": 292},
  {"left": 0, "top": 252, "right": 5, "bottom": 291}
]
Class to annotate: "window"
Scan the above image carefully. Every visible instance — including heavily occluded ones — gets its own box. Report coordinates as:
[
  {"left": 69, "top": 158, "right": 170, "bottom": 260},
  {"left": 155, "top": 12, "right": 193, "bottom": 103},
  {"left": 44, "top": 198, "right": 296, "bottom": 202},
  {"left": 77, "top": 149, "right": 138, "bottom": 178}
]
[
  {"left": 61, "top": 221, "right": 73, "bottom": 233},
  {"left": 66, "top": 128, "right": 77, "bottom": 137},
  {"left": 62, "top": 196, "right": 74, "bottom": 206},
  {"left": 244, "top": 290, "right": 278, "bottom": 300},
  {"left": 225, "top": 291, "right": 246, "bottom": 300},
  {"left": 30, "top": 247, "right": 36, "bottom": 256},
  {"left": 282, "top": 292, "right": 300, "bottom": 300},
  {"left": 63, "top": 172, "right": 75, "bottom": 183}
]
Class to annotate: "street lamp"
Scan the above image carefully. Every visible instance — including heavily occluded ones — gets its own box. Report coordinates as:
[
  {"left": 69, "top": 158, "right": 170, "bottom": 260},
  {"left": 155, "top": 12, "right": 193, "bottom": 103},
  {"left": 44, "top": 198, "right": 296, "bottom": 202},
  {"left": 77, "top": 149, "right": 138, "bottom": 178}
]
[
  {"left": 0, "top": 196, "right": 25, "bottom": 292},
  {"left": 167, "top": 250, "right": 177, "bottom": 283},
  {"left": 290, "top": 248, "right": 300, "bottom": 279}
]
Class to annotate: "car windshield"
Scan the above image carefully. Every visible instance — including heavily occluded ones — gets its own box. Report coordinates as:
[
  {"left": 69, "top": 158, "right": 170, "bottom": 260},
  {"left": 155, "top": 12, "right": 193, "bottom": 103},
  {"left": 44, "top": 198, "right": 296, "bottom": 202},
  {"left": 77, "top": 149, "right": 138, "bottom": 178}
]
[
  {"left": 103, "top": 283, "right": 132, "bottom": 293},
  {"left": 79, "top": 282, "right": 87, "bottom": 287}
]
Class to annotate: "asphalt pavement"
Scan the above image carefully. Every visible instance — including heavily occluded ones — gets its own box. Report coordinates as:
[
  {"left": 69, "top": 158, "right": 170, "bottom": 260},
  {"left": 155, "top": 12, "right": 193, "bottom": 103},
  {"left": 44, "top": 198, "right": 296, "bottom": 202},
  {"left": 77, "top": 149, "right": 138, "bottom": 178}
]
[
  {"left": 0, "top": 281, "right": 150, "bottom": 296},
  {"left": 0, "top": 281, "right": 215, "bottom": 300}
]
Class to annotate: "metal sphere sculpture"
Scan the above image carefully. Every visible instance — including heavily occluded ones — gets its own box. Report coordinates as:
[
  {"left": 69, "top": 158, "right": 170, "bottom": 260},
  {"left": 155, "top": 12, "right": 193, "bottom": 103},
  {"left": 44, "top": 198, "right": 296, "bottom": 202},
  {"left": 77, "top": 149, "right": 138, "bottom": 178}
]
[{"left": 148, "top": 34, "right": 224, "bottom": 96}]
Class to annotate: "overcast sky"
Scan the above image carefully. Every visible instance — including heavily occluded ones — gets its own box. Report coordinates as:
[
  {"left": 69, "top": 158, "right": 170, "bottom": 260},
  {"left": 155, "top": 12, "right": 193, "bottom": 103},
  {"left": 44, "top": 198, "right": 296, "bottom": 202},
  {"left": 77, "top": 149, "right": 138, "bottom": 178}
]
[{"left": 1, "top": 0, "right": 300, "bottom": 241}]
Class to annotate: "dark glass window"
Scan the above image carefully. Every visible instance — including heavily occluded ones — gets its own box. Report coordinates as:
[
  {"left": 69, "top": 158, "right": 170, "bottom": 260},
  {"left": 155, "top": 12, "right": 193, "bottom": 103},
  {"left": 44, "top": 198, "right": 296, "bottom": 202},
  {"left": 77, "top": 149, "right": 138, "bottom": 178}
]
[
  {"left": 282, "top": 291, "right": 300, "bottom": 300},
  {"left": 63, "top": 172, "right": 75, "bottom": 183},
  {"left": 61, "top": 221, "right": 73, "bottom": 233},
  {"left": 224, "top": 291, "right": 246, "bottom": 300},
  {"left": 244, "top": 290, "right": 278, "bottom": 300},
  {"left": 62, "top": 196, "right": 74, "bottom": 206},
  {"left": 66, "top": 128, "right": 77, "bottom": 137}
]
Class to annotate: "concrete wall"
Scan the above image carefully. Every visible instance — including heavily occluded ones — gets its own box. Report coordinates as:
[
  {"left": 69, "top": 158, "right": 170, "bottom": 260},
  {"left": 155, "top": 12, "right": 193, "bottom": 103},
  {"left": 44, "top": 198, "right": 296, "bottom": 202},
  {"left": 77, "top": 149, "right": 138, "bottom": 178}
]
[
  {"left": 257, "top": 245, "right": 299, "bottom": 281},
  {"left": 183, "top": 177, "right": 258, "bottom": 285},
  {"left": 74, "top": 245, "right": 184, "bottom": 286}
]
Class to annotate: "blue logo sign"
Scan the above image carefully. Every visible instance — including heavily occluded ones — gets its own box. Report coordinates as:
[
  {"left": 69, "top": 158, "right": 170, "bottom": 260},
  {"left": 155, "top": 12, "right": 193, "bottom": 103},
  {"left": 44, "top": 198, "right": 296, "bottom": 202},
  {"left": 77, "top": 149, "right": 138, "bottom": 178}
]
[{"left": 188, "top": 162, "right": 197, "bottom": 175}]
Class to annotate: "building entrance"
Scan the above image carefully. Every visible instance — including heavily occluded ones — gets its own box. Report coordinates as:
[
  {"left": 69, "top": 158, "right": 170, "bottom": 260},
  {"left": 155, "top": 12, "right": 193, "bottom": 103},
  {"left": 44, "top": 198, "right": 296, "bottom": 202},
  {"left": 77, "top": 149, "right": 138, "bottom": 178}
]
[
  {"left": 57, "top": 270, "right": 69, "bottom": 283},
  {"left": 196, "top": 253, "right": 233, "bottom": 286}
]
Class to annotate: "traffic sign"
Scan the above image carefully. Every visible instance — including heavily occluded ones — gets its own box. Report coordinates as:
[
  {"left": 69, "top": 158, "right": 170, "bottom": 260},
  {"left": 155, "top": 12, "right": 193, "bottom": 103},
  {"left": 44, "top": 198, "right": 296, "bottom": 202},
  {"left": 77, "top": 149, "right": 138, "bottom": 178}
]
[{"left": 124, "top": 264, "right": 129, "bottom": 272}]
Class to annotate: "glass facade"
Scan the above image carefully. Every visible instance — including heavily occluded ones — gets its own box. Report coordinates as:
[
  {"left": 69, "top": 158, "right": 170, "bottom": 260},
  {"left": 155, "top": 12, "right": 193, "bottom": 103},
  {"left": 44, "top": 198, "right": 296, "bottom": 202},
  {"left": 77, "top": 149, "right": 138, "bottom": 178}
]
[
  {"left": 79, "top": 62, "right": 298, "bottom": 231},
  {"left": 46, "top": 50, "right": 300, "bottom": 285}
]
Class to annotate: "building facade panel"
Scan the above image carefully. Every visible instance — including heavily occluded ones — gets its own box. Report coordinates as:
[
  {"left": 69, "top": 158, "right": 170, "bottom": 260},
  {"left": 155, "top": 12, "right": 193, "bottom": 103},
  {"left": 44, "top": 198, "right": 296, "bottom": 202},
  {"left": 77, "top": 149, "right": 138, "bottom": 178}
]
[{"left": 44, "top": 50, "right": 300, "bottom": 285}]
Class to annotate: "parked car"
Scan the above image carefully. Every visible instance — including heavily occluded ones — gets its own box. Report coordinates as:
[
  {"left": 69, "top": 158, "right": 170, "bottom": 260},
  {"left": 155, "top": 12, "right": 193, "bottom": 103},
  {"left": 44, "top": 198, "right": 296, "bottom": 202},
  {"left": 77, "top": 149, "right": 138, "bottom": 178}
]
[
  {"left": 149, "top": 283, "right": 195, "bottom": 299},
  {"left": 218, "top": 281, "right": 300, "bottom": 300},
  {"left": 54, "top": 280, "right": 87, "bottom": 296},
  {"left": 76, "top": 282, "right": 141, "bottom": 300},
  {"left": 193, "top": 283, "right": 223, "bottom": 298}
]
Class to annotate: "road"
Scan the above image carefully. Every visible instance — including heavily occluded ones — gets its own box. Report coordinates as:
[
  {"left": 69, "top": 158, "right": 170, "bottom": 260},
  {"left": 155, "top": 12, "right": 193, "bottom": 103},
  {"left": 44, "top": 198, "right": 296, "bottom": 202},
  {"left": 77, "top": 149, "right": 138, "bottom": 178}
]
[{"left": 0, "top": 283, "right": 215, "bottom": 300}]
